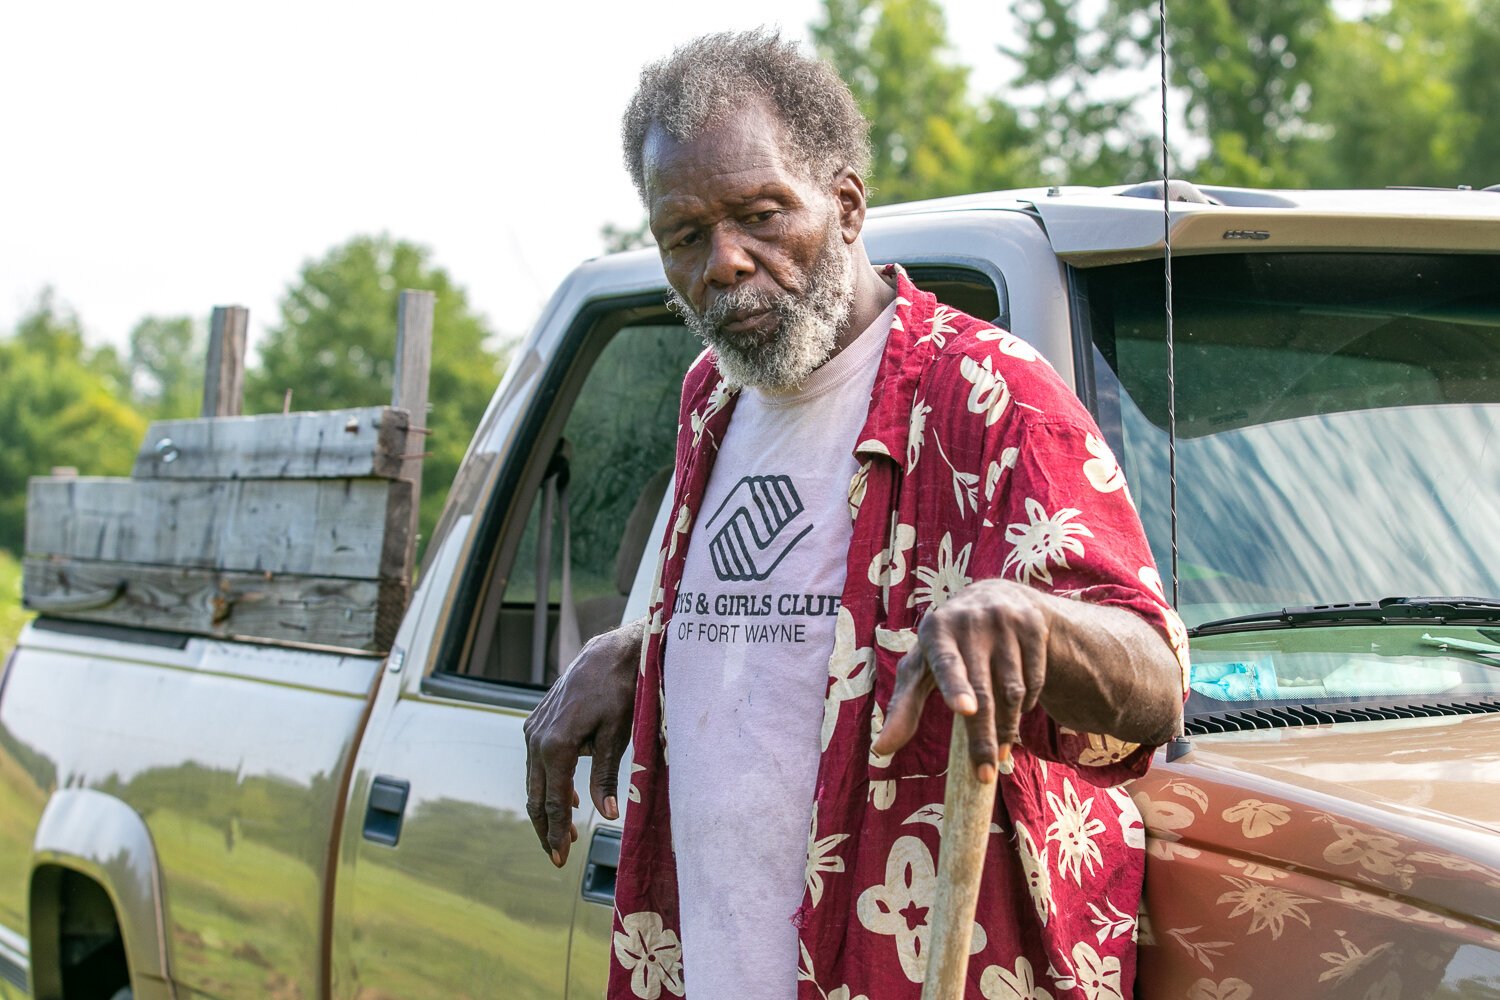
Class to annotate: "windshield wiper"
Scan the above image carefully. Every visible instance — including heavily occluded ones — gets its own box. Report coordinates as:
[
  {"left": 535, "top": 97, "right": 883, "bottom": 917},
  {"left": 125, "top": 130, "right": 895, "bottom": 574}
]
[{"left": 1189, "top": 597, "right": 1500, "bottom": 637}]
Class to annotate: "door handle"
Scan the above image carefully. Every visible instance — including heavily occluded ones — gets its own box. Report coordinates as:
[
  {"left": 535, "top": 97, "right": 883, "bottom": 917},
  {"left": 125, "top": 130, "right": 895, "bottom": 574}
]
[
  {"left": 581, "top": 827, "right": 621, "bottom": 904},
  {"left": 362, "top": 776, "right": 410, "bottom": 846}
]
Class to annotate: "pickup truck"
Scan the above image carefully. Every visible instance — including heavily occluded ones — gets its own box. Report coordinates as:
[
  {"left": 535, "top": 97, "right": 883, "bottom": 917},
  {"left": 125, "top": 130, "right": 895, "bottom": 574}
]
[{"left": 3, "top": 183, "right": 1499, "bottom": 1000}]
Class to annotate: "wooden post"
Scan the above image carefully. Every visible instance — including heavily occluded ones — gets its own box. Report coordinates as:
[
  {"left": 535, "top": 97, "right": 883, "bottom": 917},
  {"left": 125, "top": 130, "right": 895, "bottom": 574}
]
[
  {"left": 393, "top": 290, "right": 435, "bottom": 574},
  {"left": 202, "top": 306, "right": 249, "bottom": 417},
  {"left": 920, "top": 717, "right": 1000, "bottom": 1000}
]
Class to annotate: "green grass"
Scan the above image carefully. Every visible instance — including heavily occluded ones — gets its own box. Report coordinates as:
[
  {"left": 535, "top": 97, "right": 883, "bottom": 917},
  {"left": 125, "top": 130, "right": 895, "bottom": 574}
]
[
  {"left": 0, "top": 747, "right": 45, "bottom": 933},
  {"left": 145, "top": 809, "right": 322, "bottom": 999},
  {"left": 0, "top": 550, "right": 29, "bottom": 662}
]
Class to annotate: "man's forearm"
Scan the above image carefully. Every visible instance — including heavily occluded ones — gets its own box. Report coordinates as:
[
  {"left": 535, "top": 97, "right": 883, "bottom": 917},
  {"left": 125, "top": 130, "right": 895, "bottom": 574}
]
[{"left": 1038, "top": 594, "right": 1182, "bottom": 746}]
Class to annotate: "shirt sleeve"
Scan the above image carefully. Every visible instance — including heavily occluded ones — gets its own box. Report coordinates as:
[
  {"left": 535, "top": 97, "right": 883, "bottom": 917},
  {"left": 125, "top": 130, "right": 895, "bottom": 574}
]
[{"left": 971, "top": 414, "right": 1189, "bottom": 786}]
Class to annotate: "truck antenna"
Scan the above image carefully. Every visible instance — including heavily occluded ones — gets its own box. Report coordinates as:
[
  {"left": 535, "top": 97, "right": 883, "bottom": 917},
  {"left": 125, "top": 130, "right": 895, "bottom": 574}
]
[
  {"left": 1159, "top": 0, "right": 1194, "bottom": 760},
  {"left": 1159, "top": 0, "right": 1180, "bottom": 612}
]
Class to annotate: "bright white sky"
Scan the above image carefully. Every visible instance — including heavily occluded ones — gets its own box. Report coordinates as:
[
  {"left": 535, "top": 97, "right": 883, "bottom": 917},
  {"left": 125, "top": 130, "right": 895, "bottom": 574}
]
[{"left": 0, "top": 0, "right": 1018, "bottom": 353}]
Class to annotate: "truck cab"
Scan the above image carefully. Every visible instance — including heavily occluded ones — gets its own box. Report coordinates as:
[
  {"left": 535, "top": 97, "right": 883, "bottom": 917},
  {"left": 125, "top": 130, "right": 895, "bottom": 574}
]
[{"left": 3, "top": 183, "right": 1499, "bottom": 999}]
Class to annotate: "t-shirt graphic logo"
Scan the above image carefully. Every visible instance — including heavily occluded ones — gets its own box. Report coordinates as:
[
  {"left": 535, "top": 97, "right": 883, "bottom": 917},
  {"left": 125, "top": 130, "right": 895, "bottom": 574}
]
[{"left": 704, "top": 475, "right": 813, "bottom": 582}]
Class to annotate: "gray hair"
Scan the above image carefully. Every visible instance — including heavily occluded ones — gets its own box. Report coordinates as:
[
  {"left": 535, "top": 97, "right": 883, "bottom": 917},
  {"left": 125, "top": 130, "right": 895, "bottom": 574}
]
[{"left": 621, "top": 29, "right": 872, "bottom": 202}]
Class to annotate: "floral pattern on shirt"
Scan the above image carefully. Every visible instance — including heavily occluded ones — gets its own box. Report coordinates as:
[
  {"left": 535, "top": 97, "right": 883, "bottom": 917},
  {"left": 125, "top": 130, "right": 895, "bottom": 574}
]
[{"left": 608, "top": 266, "right": 1181, "bottom": 998}]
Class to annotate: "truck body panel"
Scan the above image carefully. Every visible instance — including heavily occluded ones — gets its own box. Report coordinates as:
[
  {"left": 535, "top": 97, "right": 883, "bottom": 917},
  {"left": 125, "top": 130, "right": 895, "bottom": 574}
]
[
  {"left": 0, "top": 625, "right": 380, "bottom": 997},
  {"left": 3, "top": 184, "right": 1499, "bottom": 997}
]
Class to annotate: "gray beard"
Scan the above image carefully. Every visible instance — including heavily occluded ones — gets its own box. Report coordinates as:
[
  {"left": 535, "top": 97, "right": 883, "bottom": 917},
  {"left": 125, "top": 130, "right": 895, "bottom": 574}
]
[{"left": 667, "top": 228, "right": 855, "bottom": 391}]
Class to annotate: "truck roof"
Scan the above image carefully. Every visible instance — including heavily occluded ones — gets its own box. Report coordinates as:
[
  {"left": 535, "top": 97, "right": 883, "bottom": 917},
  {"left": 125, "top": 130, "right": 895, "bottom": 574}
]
[
  {"left": 873, "top": 182, "right": 1500, "bottom": 263},
  {"left": 580, "top": 181, "right": 1500, "bottom": 289}
]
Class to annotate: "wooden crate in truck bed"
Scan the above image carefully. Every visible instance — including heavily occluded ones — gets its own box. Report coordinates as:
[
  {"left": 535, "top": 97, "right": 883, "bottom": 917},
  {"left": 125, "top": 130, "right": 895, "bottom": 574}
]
[{"left": 20, "top": 294, "right": 435, "bottom": 654}]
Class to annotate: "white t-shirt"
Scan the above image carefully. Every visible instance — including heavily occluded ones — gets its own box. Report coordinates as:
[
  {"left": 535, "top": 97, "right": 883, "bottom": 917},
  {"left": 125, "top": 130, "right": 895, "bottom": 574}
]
[{"left": 663, "top": 299, "right": 896, "bottom": 999}]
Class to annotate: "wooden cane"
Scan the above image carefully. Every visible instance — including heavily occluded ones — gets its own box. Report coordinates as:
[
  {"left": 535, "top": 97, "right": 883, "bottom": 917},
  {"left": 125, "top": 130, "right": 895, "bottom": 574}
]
[{"left": 920, "top": 716, "right": 1004, "bottom": 1000}]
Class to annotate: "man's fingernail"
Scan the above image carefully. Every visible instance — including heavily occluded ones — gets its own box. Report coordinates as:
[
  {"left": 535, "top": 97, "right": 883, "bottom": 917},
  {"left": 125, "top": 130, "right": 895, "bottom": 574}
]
[
  {"left": 551, "top": 849, "right": 562, "bottom": 867},
  {"left": 976, "top": 763, "right": 997, "bottom": 784},
  {"left": 956, "top": 694, "right": 977, "bottom": 715},
  {"left": 998, "top": 747, "right": 1015, "bottom": 776},
  {"left": 605, "top": 796, "right": 619, "bottom": 819}
]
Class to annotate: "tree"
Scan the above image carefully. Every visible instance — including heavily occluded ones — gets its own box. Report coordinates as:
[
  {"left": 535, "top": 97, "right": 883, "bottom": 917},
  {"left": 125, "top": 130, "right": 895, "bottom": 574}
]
[
  {"left": 128, "top": 315, "right": 204, "bottom": 419},
  {"left": 1008, "top": 0, "right": 1500, "bottom": 191},
  {"left": 0, "top": 291, "right": 147, "bottom": 554},
  {"left": 814, "top": 0, "right": 1040, "bottom": 204},
  {"left": 601, "top": 219, "right": 655, "bottom": 254},
  {"left": 246, "top": 235, "right": 506, "bottom": 553},
  {"left": 1456, "top": 0, "right": 1500, "bottom": 186},
  {"left": 1006, "top": 0, "right": 1160, "bottom": 185},
  {"left": 1010, "top": 0, "right": 1330, "bottom": 187},
  {"left": 13, "top": 287, "right": 86, "bottom": 361},
  {"left": 1151, "top": 0, "right": 1329, "bottom": 186},
  {"left": 1295, "top": 0, "right": 1474, "bottom": 188}
]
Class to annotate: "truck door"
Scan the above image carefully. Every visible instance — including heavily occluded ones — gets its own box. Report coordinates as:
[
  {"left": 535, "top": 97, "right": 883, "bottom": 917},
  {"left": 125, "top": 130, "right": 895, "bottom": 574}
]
[{"left": 330, "top": 276, "right": 703, "bottom": 1000}]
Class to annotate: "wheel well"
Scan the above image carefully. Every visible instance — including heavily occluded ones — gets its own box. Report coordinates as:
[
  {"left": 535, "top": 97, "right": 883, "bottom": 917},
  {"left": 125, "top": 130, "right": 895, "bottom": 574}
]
[{"left": 29, "top": 866, "right": 131, "bottom": 1000}]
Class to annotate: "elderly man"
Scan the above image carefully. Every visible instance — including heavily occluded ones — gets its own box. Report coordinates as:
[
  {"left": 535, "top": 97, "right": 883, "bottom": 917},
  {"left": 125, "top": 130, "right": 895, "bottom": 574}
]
[{"left": 524, "top": 29, "right": 1187, "bottom": 1000}]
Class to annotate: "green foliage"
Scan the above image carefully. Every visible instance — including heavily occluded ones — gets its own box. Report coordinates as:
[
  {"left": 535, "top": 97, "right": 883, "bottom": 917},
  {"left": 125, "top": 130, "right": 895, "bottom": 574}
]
[
  {"left": 1292, "top": 0, "right": 1480, "bottom": 188},
  {"left": 13, "top": 288, "right": 86, "bottom": 361},
  {"left": 129, "top": 314, "right": 205, "bottom": 419},
  {"left": 814, "top": 0, "right": 1040, "bottom": 204},
  {"left": 1155, "top": 0, "right": 1328, "bottom": 185},
  {"left": 600, "top": 219, "right": 656, "bottom": 253},
  {"left": 1456, "top": 0, "right": 1500, "bottom": 185},
  {"left": 246, "top": 235, "right": 506, "bottom": 553},
  {"left": 1008, "top": 0, "right": 1329, "bottom": 186},
  {"left": 0, "top": 291, "right": 147, "bottom": 554},
  {"left": 1006, "top": 0, "right": 1160, "bottom": 184},
  {"left": 1004, "top": 0, "right": 1497, "bottom": 191},
  {"left": 813, "top": 0, "right": 1494, "bottom": 197},
  {"left": 0, "top": 549, "right": 29, "bottom": 661}
]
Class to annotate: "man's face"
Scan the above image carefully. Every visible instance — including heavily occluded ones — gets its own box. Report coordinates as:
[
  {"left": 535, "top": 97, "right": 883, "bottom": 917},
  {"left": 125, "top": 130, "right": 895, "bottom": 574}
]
[{"left": 644, "top": 103, "right": 855, "bottom": 389}]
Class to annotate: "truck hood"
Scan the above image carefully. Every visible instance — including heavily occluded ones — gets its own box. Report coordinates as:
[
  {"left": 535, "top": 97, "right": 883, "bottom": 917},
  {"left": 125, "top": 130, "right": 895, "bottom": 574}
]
[
  {"left": 1138, "top": 712, "right": 1500, "bottom": 927},
  {"left": 1191, "top": 712, "right": 1500, "bottom": 837}
]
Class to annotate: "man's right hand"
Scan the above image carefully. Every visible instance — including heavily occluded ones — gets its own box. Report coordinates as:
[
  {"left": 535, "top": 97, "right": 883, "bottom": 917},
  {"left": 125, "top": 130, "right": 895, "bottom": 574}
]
[{"left": 524, "top": 617, "right": 644, "bottom": 868}]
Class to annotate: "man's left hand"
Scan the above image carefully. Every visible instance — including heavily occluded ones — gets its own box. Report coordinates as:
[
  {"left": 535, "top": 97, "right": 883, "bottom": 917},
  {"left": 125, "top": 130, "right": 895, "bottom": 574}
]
[
  {"left": 870, "top": 579, "right": 1181, "bottom": 781},
  {"left": 872, "top": 579, "right": 1049, "bottom": 782}
]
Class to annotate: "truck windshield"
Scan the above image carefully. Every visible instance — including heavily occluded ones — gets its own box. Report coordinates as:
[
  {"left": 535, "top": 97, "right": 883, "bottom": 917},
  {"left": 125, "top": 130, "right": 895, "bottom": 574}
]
[
  {"left": 1082, "top": 252, "right": 1500, "bottom": 631},
  {"left": 1185, "top": 624, "right": 1500, "bottom": 719}
]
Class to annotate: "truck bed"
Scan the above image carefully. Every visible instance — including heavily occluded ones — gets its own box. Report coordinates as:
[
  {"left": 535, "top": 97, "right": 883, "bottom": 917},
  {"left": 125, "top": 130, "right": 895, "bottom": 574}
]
[{"left": 0, "top": 619, "right": 382, "bottom": 999}]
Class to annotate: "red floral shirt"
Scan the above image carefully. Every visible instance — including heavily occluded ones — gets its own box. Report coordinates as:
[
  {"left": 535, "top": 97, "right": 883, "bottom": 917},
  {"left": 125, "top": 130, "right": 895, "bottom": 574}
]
[{"left": 610, "top": 266, "right": 1190, "bottom": 1000}]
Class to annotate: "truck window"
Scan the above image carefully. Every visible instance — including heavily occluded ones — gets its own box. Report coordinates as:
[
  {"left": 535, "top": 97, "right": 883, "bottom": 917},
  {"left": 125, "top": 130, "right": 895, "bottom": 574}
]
[
  {"left": 456, "top": 310, "right": 703, "bottom": 689},
  {"left": 1075, "top": 252, "right": 1500, "bottom": 629},
  {"left": 440, "top": 266, "right": 1001, "bottom": 695}
]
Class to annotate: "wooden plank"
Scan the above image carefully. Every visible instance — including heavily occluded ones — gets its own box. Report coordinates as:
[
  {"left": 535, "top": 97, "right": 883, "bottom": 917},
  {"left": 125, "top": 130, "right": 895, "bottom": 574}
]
[
  {"left": 133, "top": 407, "right": 411, "bottom": 480},
  {"left": 25, "top": 477, "right": 413, "bottom": 581},
  {"left": 22, "top": 557, "right": 407, "bottom": 652},
  {"left": 202, "top": 306, "right": 249, "bottom": 418},
  {"left": 393, "top": 290, "right": 435, "bottom": 569}
]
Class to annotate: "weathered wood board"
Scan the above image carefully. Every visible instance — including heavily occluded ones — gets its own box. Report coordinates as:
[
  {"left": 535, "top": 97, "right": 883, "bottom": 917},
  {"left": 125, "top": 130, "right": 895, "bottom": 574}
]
[
  {"left": 23, "top": 557, "right": 407, "bottom": 652},
  {"left": 134, "top": 407, "right": 412, "bottom": 481},
  {"left": 25, "top": 477, "right": 413, "bottom": 581},
  {"left": 202, "top": 305, "right": 249, "bottom": 418},
  {"left": 20, "top": 291, "right": 435, "bottom": 654},
  {"left": 394, "top": 292, "right": 435, "bottom": 573}
]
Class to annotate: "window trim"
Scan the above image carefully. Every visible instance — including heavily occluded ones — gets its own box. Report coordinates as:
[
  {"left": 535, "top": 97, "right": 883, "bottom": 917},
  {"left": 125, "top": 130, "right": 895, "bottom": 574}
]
[
  {"left": 897, "top": 258, "right": 1011, "bottom": 331},
  {"left": 422, "top": 670, "right": 543, "bottom": 712},
  {"left": 1065, "top": 263, "right": 1130, "bottom": 463},
  {"left": 1066, "top": 264, "right": 1098, "bottom": 414}
]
